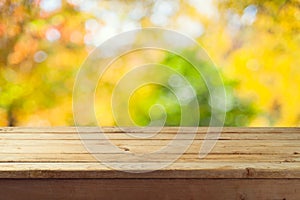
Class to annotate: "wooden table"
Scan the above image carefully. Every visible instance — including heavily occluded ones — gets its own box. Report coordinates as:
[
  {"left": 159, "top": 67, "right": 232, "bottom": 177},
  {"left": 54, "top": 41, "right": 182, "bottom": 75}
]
[{"left": 0, "top": 127, "right": 299, "bottom": 199}]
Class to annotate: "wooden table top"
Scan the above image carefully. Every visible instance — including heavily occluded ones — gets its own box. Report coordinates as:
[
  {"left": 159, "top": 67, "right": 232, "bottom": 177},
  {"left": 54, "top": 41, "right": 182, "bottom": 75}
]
[{"left": 0, "top": 127, "right": 299, "bottom": 179}]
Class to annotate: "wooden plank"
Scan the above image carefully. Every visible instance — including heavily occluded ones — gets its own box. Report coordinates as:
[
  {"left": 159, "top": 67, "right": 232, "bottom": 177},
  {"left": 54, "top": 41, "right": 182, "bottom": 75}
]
[
  {"left": 0, "top": 141, "right": 299, "bottom": 154},
  {"left": 0, "top": 153, "right": 298, "bottom": 163},
  {"left": 0, "top": 127, "right": 299, "bottom": 179},
  {"left": 0, "top": 179, "right": 299, "bottom": 200},
  {"left": 1, "top": 133, "right": 299, "bottom": 140},
  {"left": 0, "top": 139, "right": 299, "bottom": 147},
  {"left": 1, "top": 126, "right": 300, "bottom": 133},
  {"left": 0, "top": 162, "right": 299, "bottom": 178}
]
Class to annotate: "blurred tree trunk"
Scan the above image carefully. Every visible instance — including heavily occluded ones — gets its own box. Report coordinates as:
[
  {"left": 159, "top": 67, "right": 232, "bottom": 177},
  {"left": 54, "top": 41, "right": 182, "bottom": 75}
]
[{"left": 7, "top": 105, "right": 16, "bottom": 127}]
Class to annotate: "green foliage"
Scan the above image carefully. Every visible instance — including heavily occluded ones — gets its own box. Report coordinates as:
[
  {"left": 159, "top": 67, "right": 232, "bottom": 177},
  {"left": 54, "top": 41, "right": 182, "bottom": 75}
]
[
  {"left": 130, "top": 52, "right": 256, "bottom": 126},
  {"left": 1, "top": 0, "right": 297, "bottom": 126},
  {"left": 0, "top": 1, "right": 89, "bottom": 125}
]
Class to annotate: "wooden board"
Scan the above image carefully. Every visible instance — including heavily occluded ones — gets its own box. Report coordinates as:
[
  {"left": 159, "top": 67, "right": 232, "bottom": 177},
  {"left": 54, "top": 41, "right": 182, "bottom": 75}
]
[
  {"left": 0, "top": 127, "right": 299, "bottom": 179},
  {"left": 0, "top": 127, "right": 299, "bottom": 199},
  {"left": 0, "top": 179, "right": 299, "bottom": 200}
]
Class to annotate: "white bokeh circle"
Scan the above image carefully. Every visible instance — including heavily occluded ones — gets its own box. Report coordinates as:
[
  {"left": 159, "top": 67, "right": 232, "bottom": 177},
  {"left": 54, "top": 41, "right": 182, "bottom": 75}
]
[{"left": 73, "top": 28, "right": 226, "bottom": 173}]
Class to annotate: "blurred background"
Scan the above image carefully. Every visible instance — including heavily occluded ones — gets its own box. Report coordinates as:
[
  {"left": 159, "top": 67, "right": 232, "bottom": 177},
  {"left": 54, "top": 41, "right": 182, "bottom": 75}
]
[{"left": 0, "top": 0, "right": 299, "bottom": 127}]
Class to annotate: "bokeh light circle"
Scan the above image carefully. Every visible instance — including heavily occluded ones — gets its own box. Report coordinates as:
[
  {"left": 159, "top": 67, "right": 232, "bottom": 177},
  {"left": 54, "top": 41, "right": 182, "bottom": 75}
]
[{"left": 73, "top": 28, "right": 226, "bottom": 173}]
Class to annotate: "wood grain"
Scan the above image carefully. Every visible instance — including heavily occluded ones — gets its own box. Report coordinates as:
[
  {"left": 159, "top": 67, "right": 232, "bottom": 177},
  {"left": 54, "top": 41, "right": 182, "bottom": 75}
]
[
  {"left": 0, "top": 179, "right": 299, "bottom": 200},
  {"left": 0, "top": 127, "right": 299, "bottom": 179},
  {"left": 0, "top": 127, "right": 299, "bottom": 199}
]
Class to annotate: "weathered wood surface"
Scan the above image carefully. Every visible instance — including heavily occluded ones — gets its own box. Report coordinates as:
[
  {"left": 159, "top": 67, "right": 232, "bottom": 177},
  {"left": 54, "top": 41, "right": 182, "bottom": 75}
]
[
  {"left": 0, "top": 127, "right": 299, "bottom": 199},
  {"left": 0, "top": 127, "right": 299, "bottom": 179},
  {"left": 1, "top": 179, "right": 299, "bottom": 200}
]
